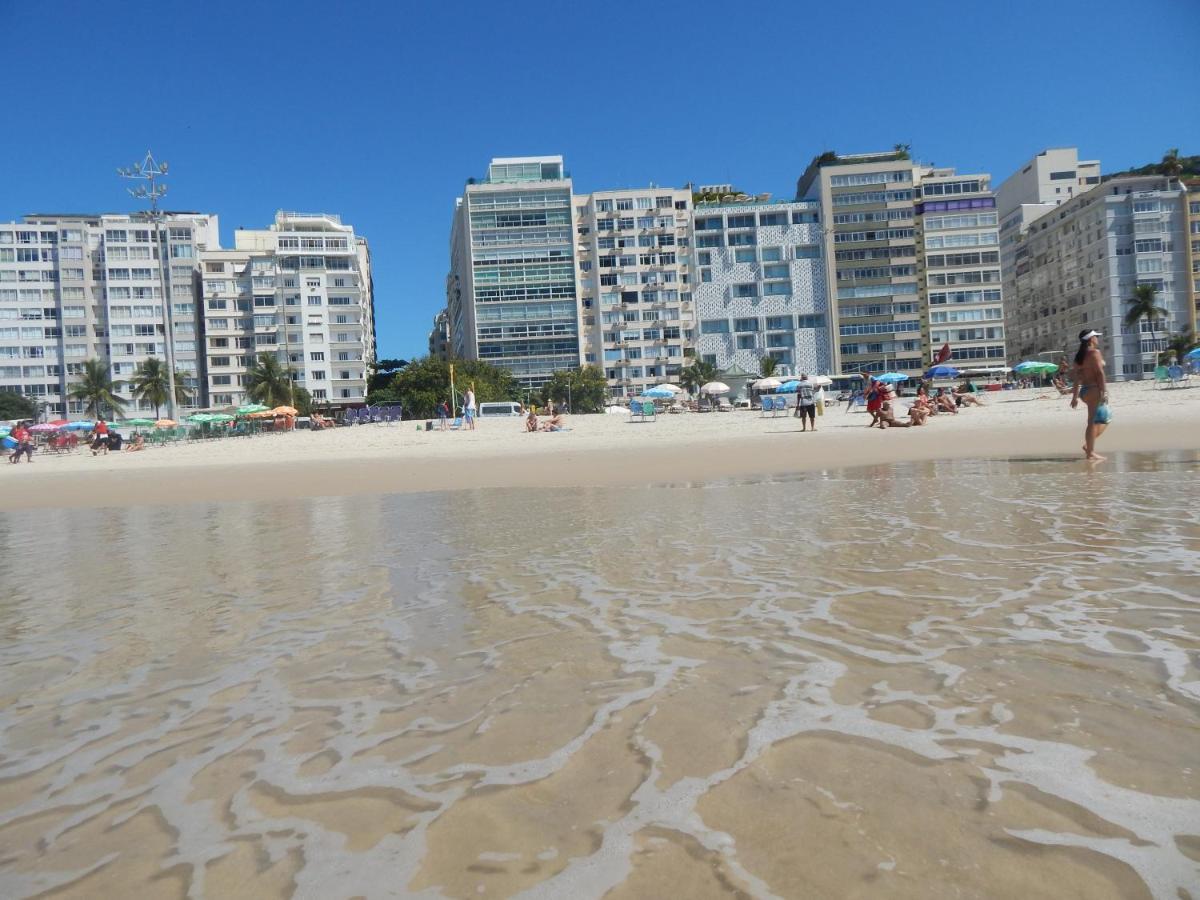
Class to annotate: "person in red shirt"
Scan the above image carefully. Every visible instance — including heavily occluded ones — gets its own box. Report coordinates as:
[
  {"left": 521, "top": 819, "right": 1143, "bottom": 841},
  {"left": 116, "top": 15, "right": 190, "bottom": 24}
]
[
  {"left": 91, "top": 417, "right": 110, "bottom": 456},
  {"left": 9, "top": 421, "right": 34, "bottom": 463}
]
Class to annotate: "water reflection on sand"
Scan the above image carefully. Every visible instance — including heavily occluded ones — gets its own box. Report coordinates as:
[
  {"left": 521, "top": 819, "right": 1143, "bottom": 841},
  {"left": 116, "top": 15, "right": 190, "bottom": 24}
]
[{"left": 1, "top": 452, "right": 1198, "bottom": 898}]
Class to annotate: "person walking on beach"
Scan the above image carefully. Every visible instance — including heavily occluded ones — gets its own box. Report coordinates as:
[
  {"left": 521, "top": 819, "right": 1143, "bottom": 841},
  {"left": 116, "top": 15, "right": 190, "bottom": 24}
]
[
  {"left": 91, "top": 417, "right": 110, "bottom": 456},
  {"left": 865, "top": 379, "right": 884, "bottom": 427},
  {"left": 9, "top": 421, "right": 33, "bottom": 463},
  {"left": 1070, "top": 329, "right": 1109, "bottom": 461},
  {"left": 792, "top": 373, "right": 817, "bottom": 432},
  {"left": 437, "top": 399, "right": 450, "bottom": 431},
  {"left": 464, "top": 385, "right": 476, "bottom": 431}
]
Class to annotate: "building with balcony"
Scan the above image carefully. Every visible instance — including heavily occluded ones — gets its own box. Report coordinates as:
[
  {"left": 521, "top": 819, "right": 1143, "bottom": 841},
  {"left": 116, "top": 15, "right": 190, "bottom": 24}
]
[
  {"left": 796, "top": 151, "right": 925, "bottom": 376},
  {"left": 691, "top": 197, "right": 830, "bottom": 376},
  {"left": 0, "top": 212, "right": 217, "bottom": 418},
  {"left": 1007, "top": 175, "right": 1190, "bottom": 379},
  {"left": 199, "top": 212, "right": 374, "bottom": 408},
  {"left": 428, "top": 308, "right": 450, "bottom": 361},
  {"left": 1185, "top": 177, "right": 1200, "bottom": 336},
  {"left": 446, "top": 156, "right": 582, "bottom": 392},
  {"left": 915, "top": 170, "right": 1007, "bottom": 367},
  {"left": 574, "top": 186, "right": 693, "bottom": 397}
]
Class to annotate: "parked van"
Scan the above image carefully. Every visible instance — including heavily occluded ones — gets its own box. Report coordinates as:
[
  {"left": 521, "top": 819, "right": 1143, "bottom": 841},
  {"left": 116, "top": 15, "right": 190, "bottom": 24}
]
[{"left": 478, "top": 401, "right": 523, "bottom": 418}]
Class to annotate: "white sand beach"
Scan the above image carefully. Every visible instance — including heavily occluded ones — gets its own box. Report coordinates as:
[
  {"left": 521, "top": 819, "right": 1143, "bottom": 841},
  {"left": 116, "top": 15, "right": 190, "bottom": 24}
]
[{"left": 4, "top": 381, "right": 1198, "bottom": 510}]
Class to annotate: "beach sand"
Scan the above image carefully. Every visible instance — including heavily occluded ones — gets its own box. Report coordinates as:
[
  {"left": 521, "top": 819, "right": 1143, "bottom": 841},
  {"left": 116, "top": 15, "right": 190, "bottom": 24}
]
[{"left": 3, "top": 382, "right": 1198, "bottom": 510}]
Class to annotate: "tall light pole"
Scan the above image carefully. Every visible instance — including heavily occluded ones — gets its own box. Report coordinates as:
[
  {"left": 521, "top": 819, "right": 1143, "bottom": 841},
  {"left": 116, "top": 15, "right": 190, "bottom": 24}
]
[{"left": 118, "top": 152, "right": 179, "bottom": 419}]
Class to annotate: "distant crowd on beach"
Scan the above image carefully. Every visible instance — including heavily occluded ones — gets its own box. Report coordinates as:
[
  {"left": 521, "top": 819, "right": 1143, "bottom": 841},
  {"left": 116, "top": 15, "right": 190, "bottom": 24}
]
[{"left": 858, "top": 379, "right": 985, "bottom": 429}]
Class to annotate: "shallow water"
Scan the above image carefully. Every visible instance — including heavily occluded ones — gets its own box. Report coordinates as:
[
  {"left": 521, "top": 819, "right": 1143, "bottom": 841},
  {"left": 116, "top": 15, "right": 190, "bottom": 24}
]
[{"left": 1, "top": 452, "right": 1198, "bottom": 899}]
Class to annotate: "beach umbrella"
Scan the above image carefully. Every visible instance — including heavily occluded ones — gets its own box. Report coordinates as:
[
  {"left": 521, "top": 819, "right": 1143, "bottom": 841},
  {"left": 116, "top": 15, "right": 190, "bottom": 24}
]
[
  {"left": 236, "top": 403, "right": 269, "bottom": 415},
  {"left": 656, "top": 383, "right": 684, "bottom": 394},
  {"left": 186, "top": 413, "right": 215, "bottom": 423},
  {"left": 875, "top": 372, "right": 910, "bottom": 383},
  {"left": 776, "top": 380, "right": 799, "bottom": 393},
  {"left": 47, "top": 419, "right": 69, "bottom": 427},
  {"left": 122, "top": 418, "right": 156, "bottom": 427},
  {"left": 1183, "top": 347, "right": 1200, "bottom": 361},
  {"left": 208, "top": 413, "right": 235, "bottom": 423},
  {"left": 753, "top": 377, "right": 783, "bottom": 390},
  {"left": 271, "top": 406, "right": 298, "bottom": 416},
  {"left": 154, "top": 419, "right": 177, "bottom": 428},
  {"left": 1013, "top": 361, "right": 1058, "bottom": 375},
  {"left": 0, "top": 425, "right": 9, "bottom": 436},
  {"left": 62, "top": 421, "right": 96, "bottom": 431},
  {"left": 30, "top": 423, "right": 60, "bottom": 433},
  {"left": 700, "top": 381, "right": 730, "bottom": 395},
  {"left": 641, "top": 387, "right": 675, "bottom": 399},
  {"left": 925, "top": 365, "right": 961, "bottom": 379}
]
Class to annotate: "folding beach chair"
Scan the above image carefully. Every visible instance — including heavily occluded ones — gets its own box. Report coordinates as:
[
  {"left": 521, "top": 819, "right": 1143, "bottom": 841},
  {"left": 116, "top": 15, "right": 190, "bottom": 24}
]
[
  {"left": 629, "top": 400, "right": 644, "bottom": 422},
  {"left": 760, "top": 396, "right": 779, "bottom": 417},
  {"left": 1167, "top": 364, "right": 1184, "bottom": 388}
]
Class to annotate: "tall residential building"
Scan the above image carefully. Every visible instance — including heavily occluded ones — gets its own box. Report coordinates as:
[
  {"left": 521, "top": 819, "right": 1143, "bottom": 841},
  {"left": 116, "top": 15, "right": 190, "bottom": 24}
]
[
  {"left": 915, "top": 170, "right": 1007, "bottom": 367},
  {"left": 997, "top": 149, "right": 1101, "bottom": 332},
  {"left": 200, "top": 212, "right": 375, "bottom": 408},
  {"left": 447, "top": 156, "right": 582, "bottom": 391},
  {"left": 797, "top": 151, "right": 925, "bottom": 375},
  {"left": 1008, "top": 175, "right": 1190, "bottom": 379},
  {"left": 1, "top": 212, "right": 217, "bottom": 418},
  {"left": 428, "top": 308, "right": 450, "bottom": 360},
  {"left": 574, "top": 186, "right": 693, "bottom": 398},
  {"left": 1185, "top": 178, "right": 1200, "bottom": 337},
  {"left": 691, "top": 196, "right": 830, "bottom": 376}
]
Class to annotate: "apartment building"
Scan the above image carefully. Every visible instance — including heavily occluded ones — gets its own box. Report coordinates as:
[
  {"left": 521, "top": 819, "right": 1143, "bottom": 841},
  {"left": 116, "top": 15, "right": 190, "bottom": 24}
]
[
  {"left": 796, "top": 151, "right": 925, "bottom": 376},
  {"left": 691, "top": 197, "right": 830, "bottom": 376},
  {"left": 428, "top": 308, "right": 450, "bottom": 361},
  {"left": 200, "top": 212, "right": 375, "bottom": 408},
  {"left": 447, "top": 156, "right": 582, "bottom": 391},
  {"left": 1008, "top": 175, "right": 1190, "bottom": 379},
  {"left": 574, "top": 187, "right": 692, "bottom": 398},
  {"left": 1185, "top": 178, "right": 1200, "bottom": 336},
  {"left": 0, "top": 212, "right": 217, "bottom": 417},
  {"left": 915, "top": 170, "right": 1006, "bottom": 367}
]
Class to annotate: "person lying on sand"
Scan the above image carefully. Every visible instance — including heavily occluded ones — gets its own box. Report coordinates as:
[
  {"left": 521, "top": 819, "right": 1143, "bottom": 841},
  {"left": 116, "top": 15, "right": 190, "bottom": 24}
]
[
  {"left": 877, "top": 401, "right": 911, "bottom": 429},
  {"left": 126, "top": 433, "right": 145, "bottom": 452},
  {"left": 954, "top": 386, "right": 984, "bottom": 407}
]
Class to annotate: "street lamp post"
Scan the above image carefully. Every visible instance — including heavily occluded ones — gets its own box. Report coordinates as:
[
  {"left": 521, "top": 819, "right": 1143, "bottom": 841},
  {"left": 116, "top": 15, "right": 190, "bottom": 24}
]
[{"left": 118, "top": 152, "right": 178, "bottom": 419}]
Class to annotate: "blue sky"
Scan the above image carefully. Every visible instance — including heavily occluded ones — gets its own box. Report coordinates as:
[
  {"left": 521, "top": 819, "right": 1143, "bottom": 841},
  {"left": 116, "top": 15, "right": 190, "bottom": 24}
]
[{"left": 2, "top": 0, "right": 1197, "bottom": 360}]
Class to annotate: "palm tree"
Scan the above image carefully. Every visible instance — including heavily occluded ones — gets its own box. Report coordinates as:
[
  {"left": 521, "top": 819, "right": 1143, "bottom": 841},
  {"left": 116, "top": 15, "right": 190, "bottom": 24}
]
[
  {"left": 128, "top": 357, "right": 192, "bottom": 418},
  {"left": 759, "top": 356, "right": 778, "bottom": 378},
  {"left": 1124, "top": 283, "right": 1171, "bottom": 374},
  {"left": 244, "top": 352, "right": 294, "bottom": 407},
  {"left": 68, "top": 358, "right": 126, "bottom": 419},
  {"left": 1159, "top": 328, "right": 1197, "bottom": 365},
  {"left": 679, "top": 359, "right": 719, "bottom": 406},
  {"left": 1160, "top": 148, "right": 1183, "bottom": 177}
]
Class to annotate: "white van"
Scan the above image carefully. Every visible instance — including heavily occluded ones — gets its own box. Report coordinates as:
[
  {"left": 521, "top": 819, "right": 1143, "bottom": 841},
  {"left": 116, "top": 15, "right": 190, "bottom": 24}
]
[{"left": 478, "top": 401, "right": 523, "bottom": 418}]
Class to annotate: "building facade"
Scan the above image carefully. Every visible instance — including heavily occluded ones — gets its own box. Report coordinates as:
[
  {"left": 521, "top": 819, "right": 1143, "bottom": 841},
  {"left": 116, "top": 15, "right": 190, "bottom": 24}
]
[
  {"left": 574, "top": 187, "right": 693, "bottom": 397},
  {"left": 0, "top": 212, "right": 217, "bottom": 418},
  {"left": 915, "top": 170, "right": 1007, "bottom": 367},
  {"left": 692, "top": 198, "right": 830, "bottom": 376},
  {"left": 1008, "top": 175, "right": 1190, "bottom": 379},
  {"left": 447, "top": 156, "right": 582, "bottom": 391},
  {"left": 1185, "top": 178, "right": 1200, "bottom": 337},
  {"left": 201, "top": 212, "right": 375, "bottom": 408},
  {"left": 797, "top": 152, "right": 925, "bottom": 376},
  {"left": 428, "top": 308, "right": 450, "bottom": 361}
]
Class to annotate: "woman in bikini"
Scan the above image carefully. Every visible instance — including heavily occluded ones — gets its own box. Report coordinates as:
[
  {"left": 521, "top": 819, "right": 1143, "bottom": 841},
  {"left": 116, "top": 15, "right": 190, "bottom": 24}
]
[{"left": 1070, "top": 329, "right": 1109, "bottom": 461}]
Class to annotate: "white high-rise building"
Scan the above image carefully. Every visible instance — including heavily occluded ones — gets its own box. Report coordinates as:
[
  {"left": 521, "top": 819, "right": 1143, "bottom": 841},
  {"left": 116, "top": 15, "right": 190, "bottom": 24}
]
[
  {"left": 574, "top": 186, "right": 693, "bottom": 397},
  {"left": 691, "top": 197, "right": 831, "bottom": 376},
  {"left": 200, "top": 212, "right": 375, "bottom": 408},
  {"left": 447, "top": 157, "right": 582, "bottom": 391},
  {"left": 0, "top": 212, "right": 217, "bottom": 418}
]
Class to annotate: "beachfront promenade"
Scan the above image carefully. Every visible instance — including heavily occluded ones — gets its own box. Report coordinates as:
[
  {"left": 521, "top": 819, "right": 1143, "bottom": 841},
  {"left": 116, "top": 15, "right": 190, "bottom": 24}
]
[{"left": 4, "top": 381, "right": 1197, "bottom": 510}]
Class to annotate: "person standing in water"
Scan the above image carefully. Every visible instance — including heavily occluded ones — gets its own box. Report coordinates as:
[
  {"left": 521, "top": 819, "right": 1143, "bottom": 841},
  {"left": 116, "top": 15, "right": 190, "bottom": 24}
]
[{"left": 1070, "top": 329, "right": 1109, "bottom": 461}]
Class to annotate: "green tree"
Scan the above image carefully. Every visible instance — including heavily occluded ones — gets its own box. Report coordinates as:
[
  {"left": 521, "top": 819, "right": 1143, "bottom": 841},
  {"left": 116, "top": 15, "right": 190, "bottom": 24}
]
[
  {"left": 372, "top": 356, "right": 518, "bottom": 419},
  {"left": 291, "top": 385, "right": 314, "bottom": 416},
  {"left": 68, "top": 358, "right": 126, "bottom": 419},
  {"left": 368, "top": 358, "right": 409, "bottom": 394},
  {"left": 679, "top": 359, "right": 719, "bottom": 405},
  {"left": 538, "top": 366, "right": 607, "bottom": 413},
  {"left": 759, "top": 356, "right": 778, "bottom": 377},
  {"left": 1123, "top": 283, "right": 1170, "bottom": 333},
  {"left": 244, "top": 353, "right": 294, "bottom": 407},
  {"left": 0, "top": 392, "right": 37, "bottom": 421},
  {"left": 1160, "top": 328, "right": 1196, "bottom": 365},
  {"left": 128, "top": 357, "right": 192, "bottom": 418},
  {"left": 1160, "top": 148, "right": 1183, "bottom": 177},
  {"left": 892, "top": 143, "right": 912, "bottom": 160}
]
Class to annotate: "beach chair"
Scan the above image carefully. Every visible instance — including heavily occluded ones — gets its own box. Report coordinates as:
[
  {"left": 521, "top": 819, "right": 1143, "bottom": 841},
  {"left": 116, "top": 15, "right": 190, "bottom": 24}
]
[
  {"left": 1167, "top": 364, "right": 1184, "bottom": 387},
  {"left": 759, "top": 396, "right": 776, "bottom": 417},
  {"left": 629, "top": 400, "right": 644, "bottom": 422},
  {"left": 1154, "top": 365, "right": 1169, "bottom": 388}
]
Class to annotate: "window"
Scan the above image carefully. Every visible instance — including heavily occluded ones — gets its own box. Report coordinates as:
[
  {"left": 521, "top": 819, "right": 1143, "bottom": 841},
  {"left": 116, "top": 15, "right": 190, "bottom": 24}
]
[
  {"left": 733, "top": 284, "right": 757, "bottom": 298},
  {"left": 728, "top": 232, "right": 756, "bottom": 246},
  {"left": 733, "top": 317, "right": 759, "bottom": 332},
  {"left": 700, "top": 319, "right": 730, "bottom": 334},
  {"left": 735, "top": 248, "right": 756, "bottom": 263},
  {"left": 310, "top": 351, "right": 325, "bottom": 361},
  {"left": 758, "top": 212, "right": 786, "bottom": 227},
  {"left": 763, "top": 264, "right": 788, "bottom": 279}
]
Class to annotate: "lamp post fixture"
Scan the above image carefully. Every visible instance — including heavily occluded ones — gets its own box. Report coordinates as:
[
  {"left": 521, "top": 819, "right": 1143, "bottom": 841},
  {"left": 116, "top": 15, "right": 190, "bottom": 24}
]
[{"left": 118, "top": 151, "right": 179, "bottom": 419}]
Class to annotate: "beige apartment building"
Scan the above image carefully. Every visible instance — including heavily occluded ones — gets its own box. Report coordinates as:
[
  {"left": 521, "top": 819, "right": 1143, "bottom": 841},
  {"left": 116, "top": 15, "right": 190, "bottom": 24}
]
[{"left": 573, "top": 186, "right": 693, "bottom": 397}]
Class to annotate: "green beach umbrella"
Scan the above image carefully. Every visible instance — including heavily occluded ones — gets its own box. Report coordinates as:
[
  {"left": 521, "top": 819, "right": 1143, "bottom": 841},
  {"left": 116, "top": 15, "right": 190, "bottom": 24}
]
[
  {"left": 186, "top": 413, "right": 215, "bottom": 423},
  {"left": 122, "top": 418, "right": 156, "bottom": 427},
  {"left": 236, "top": 403, "right": 269, "bottom": 414},
  {"left": 208, "top": 413, "right": 235, "bottom": 423},
  {"left": 1013, "top": 361, "right": 1059, "bottom": 375}
]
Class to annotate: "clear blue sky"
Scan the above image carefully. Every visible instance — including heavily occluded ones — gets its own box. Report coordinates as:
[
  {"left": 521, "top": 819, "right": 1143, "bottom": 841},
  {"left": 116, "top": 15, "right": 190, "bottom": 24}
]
[{"left": 2, "top": 0, "right": 1197, "bottom": 361}]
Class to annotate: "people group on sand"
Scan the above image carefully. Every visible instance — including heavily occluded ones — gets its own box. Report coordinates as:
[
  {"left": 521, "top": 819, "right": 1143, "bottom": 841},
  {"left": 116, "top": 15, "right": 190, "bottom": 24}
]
[
  {"left": 525, "top": 405, "right": 568, "bottom": 432},
  {"left": 7, "top": 421, "right": 35, "bottom": 463},
  {"left": 866, "top": 377, "right": 990, "bottom": 429}
]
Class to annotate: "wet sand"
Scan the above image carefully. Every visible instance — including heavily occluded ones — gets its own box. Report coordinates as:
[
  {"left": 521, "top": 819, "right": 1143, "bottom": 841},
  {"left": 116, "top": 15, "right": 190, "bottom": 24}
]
[{"left": 1, "top": 452, "right": 1198, "bottom": 897}]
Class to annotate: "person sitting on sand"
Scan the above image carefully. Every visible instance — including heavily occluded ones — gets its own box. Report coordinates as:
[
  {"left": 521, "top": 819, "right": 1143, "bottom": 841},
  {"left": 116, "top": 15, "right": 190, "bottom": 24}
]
[
  {"left": 877, "top": 401, "right": 911, "bottom": 428},
  {"left": 539, "top": 413, "right": 567, "bottom": 432},
  {"left": 525, "top": 408, "right": 540, "bottom": 432},
  {"left": 907, "top": 402, "right": 929, "bottom": 426},
  {"left": 126, "top": 433, "right": 145, "bottom": 452},
  {"left": 954, "top": 385, "right": 984, "bottom": 407},
  {"left": 934, "top": 389, "right": 958, "bottom": 414}
]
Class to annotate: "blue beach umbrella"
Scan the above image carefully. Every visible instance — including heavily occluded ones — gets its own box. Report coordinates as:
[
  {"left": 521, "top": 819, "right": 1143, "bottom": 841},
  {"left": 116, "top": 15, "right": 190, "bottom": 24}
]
[
  {"left": 925, "top": 365, "right": 961, "bottom": 379},
  {"left": 776, "top": 380, "right": 800, "bottom": 393},
  {"left": 1184, "top": 347, "right": 1200, "bottom": 362},
  {"left": 62, "top": 420, "right": 96, "bottom": 430},
  {"left": 640, "top": 386, "right": 675, "bottom": 399},
  {"left": 875, "top": 372, "right": 909, "bottom": 384}
]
